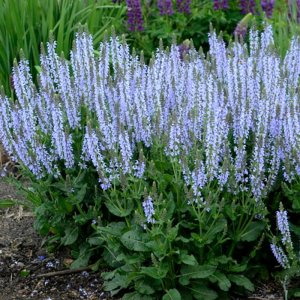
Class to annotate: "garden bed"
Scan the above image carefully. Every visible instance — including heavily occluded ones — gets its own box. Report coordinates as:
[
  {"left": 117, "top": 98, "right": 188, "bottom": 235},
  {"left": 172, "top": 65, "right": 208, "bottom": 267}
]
[{"left": 0, "top": 177, "right": 288, "bottom": 300}]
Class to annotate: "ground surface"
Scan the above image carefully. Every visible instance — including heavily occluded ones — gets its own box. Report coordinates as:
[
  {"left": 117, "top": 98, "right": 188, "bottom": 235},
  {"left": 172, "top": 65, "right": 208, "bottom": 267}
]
[
  {"left": 0, "top": 176, "right": 289, "bottom": 300},
  {"left": 0, "top": 178, "right": 115, "bottom": 300}
]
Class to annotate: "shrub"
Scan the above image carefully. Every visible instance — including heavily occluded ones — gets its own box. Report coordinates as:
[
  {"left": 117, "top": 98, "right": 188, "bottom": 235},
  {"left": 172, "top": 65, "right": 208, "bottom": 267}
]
[{"left": 1, "top": 26, "right": 300, "bottom": 298}]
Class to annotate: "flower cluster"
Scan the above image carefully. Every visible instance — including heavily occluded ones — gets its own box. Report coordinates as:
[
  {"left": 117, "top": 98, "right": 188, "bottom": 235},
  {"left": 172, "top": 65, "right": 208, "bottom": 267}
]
[
  {"left": 270, "top": 243, "right": 290, "bottom": 269},
  {"left": 239, "top": 0, "right": 256, "bottom": 14},
  {"left": 270, "top": 205, "right": 297, "bottom": 270},
  {"left": 261, "top": 0, "right": 275, "bottom": 18},
  {"left": 276, "top": 205, "right": 292, "bottom": 246},
  {"left": 1, "top": 26, "right": 300, "bottom": 202},
  {"left": 126, "top": 0, "right": 144, "bottom": 31},
  {"left": 113, "top": 0, "right": 192, "bottom": 30},
  {"left": 142, "top": 196, "right": 156, "bottom": 224},
  {"left": 213, "top": 0, "right": 229, "bottom": 10},
  {"left": 157, "top": 0, "right": 174, "bottom": 15},
  {"left": 176, "top": 0, "right": 191, "bottom": 14}
]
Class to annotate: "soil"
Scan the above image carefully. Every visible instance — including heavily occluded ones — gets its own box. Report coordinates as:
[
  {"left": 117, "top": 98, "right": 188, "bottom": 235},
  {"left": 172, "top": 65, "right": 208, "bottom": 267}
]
[
  {"left": 0, "top": 176, "right": 290, "bottom": 300},
  {"left": 0, "top": 178, "right": 115, "bottom": 300}
]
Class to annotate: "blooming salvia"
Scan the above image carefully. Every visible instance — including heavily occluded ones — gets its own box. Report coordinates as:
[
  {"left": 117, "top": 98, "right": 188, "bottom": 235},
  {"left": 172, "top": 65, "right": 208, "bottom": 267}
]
[
  {"left": 270, "top": 244, "right": 290, "bottom": 269},
  {"left": 276, "top": 204, "right": 292, "bottom": 246},
  {"left": 142, "top": 196, "right": 156, "bottom": 224},
  {"left": 2, "top": 25, "right": 300, "bottom": 201}
]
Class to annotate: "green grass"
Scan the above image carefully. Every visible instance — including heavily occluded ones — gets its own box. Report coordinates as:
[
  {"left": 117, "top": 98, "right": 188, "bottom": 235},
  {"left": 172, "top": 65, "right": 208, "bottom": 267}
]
[{"left": 0, "top": 0, "right": 126, "bottom": 93}]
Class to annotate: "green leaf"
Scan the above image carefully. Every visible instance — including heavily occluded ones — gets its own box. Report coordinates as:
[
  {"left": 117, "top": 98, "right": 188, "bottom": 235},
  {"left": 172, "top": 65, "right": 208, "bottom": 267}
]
[
  {"left": 290, "top": 223, "right": 300, "bottom": 236},
  {"left": 207, "top": 218, "right": 227, "bottom": 236},
  {"left": 146, "top": 239, "right": 168, "bottom": 257},
  {"left": 61, "top": 226, "right": 79, "bottom": 246},
  {"left": 180, "top": 264, "right": 217, "bottom": 279},
  {"left": 180, "top": 253, "right": 198, "bottom": 266},
  {"left": 293, "top": 291, "right": 300, "bottom": 297},
  {"left": 165, "top": 195, "right": 176, "bottom": 219},
  {"left": 88, "top": 236, "right": 104, "bottom": 246},
  {"left": 210, "top": 255, "right": 233, "bottom": 265},
  {"left": 105, "top": 199, "right": 133, "bottom": 217},
  {"left": 71, "top": 244, "right": 91, "bottom": 269},
  {"left": 292, "top": 196, "right": 300, "bottom": 210},
  {"left": 229, "top": 263, "right": 247, "bottom": 273},
  {"left": 74, "top": 183, "right": 87, "bottom": 203},
  {"left": 167, "top": 225, "right": 179, "bottom": 242},
  {"left": 103, "top": 273, "right": 129, "bottom": 292},
  {"left": 228, "top": 274, "right": 254, "bottom": 292},
  {"left": 122, "top": 292, "right": 153, "bottom": 300},
  {"left": 20, "top": 269, "right": 30, "bottom": 278},
  {"left": 97, "top": 222, "right": 126, "bottom": 237},
  {"left": 121, "top": 229, "right": 150, "bottom": 252},
  {"left": 188, "top": 285, "right": 218, "bottom": 300},
  {"left": 140, "top": 265, "right": 168, "bottom": 279},
  {"left": 179, "top": 275, "right": 190, "bottom": 286},
  {"left": 210, "top": 271, "right": 231, "bottom": 291},
  {"left": 162, "top": 288, "right": 181, "bottom": 300},
  {"left": 0, "top": 199, "right": 17, "bottom": 208},
  {"left": 240, "top": 221, "right": 265, "bottom": 242},
  {"left": 136, "top": 281, "right": 156, "bottom": 295}
]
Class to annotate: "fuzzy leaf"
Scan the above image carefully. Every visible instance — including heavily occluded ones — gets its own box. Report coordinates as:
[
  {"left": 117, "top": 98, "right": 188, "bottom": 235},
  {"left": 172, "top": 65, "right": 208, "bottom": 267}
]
[
  {"left": 103, "top": 273, "right": 129, "bottom": 292},
  {"left": 121, "top": 229, "right": 150, "bottom": 252},
  {"left": 140, "top": 265, "right": 168, "bottom": 279},
  {"left": 228, "top": 274, "right": 254, "bottom": 291},
  {"left": 180, "top": 264, "right": 217, "bottom": 279},
  {"left": 122, "top": 292, "right": 153, "bottom": 300},
  {"left": 97, "top": 222, "right": 126, "bottom": 237},
  {"left": 167, "top": 225, "right": 179, "bottom": 242},
  {"left": 180, "top": 253, "right": 198, "bottom": 266},
  {"left": 73, "top": 183, "right": 87, "bottom": 203},
  {"left": 70, "top": 245, "right": 91, "bottom": 269},
  {"left": 105, "top": 199, "right": 133, "bottom": 217},
  {"left": 207, "top": 218, "right": 227, "bottom": 237},
  {"left": 61, "top": 226, "right": 79, "bottom": 246},
  {"left": 188, "top": 285, "right": 218, "bottom": 300},
  {"left": 136, "top": 282, "right": 156, "bottom": 295},
  {"left": 240, "top": 221, "right": 265, "bottom": 242},
  {"left": 209, "top": 271, "right": 231, "bottom": 291},
  {"left": 162, "top": 288, "right": 181, "bottom": 300},
  {"left": 229, "top": 263, "right": 247, "bottom": 273}
]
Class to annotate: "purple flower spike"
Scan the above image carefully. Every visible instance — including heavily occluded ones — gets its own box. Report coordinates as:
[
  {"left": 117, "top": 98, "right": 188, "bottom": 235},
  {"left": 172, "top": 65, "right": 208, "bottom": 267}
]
[
  {"left": 157, "top": 0, "right": 174, "bottom": 15},
  {"left": 176, "top": 0, "right": 192, "bottom": 14},
  {"left": 213, "top": 0, "right": 229, "bottom": 10},
  {"left": 261, "top": 0, "right": 275, "bottom": 18},
  {"left": 239, "top": 0, "right": 256, "bottom": 14},
  {"left": 126, "top": 0, "right": 144, "bottom": 31},
  {"left": 234, "top": 22, "right": 248, "bottom": 38},
  {"left": 234, "top": 13, "right": 253, "bottom": 38}
]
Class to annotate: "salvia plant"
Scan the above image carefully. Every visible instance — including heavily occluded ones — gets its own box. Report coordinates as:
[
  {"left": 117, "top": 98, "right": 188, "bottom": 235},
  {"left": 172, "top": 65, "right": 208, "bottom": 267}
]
[
  {"left": 270, "top": 203, "right": 300, "bottom": 299},
  {"left": 2, "top": 25, "right": 300, "bottom": 298}
]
